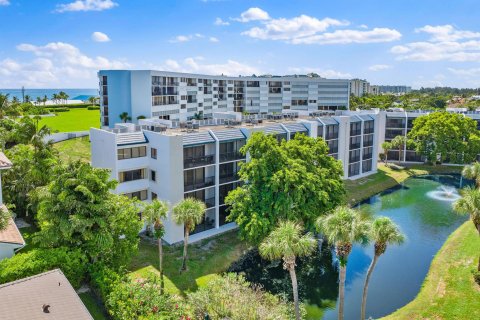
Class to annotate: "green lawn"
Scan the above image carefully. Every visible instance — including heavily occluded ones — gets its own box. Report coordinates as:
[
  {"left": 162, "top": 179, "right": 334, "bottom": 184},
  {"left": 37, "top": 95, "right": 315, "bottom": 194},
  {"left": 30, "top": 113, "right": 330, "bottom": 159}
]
[
  {"left": 129, "top": 230, "right": 249, "bottom": 295},
  {"left": 39, "top": 108, "right": 100, "bottom": 132},
  {"left": 79, "top": 292, "right": 109, "bottom": 320},
  {"left": 382, "top": 221, "right": 480, "bottom": 320},
  {"left": 345, "top": 163, "right": 462, "bottom": 205},
  {"left": 53, "top": 136, "right": 91, "bottom": 162}
]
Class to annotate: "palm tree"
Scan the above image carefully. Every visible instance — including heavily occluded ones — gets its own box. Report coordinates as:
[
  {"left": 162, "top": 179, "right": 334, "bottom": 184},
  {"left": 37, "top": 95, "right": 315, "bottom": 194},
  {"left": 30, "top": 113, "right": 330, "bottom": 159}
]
[
  {"left": 361, "top": 217, "right": 404, "bottom": 320},
  {"left": 172, "top": 198, "right": 206, "bottom": 271},
  {"left": 43, "top": 95, "right": 48, "bottom": 106},
  {"left": 259, "top": 221, "right": 316, "bottom": 320},
  {"left": 52, "top": 94, "right": 58, "bottom": 105},
  {"left": 142, "top": 199, "right": 169, "bottom": 294},
  {"left": 462, "top": 162, "right": 480, "bottom": 188},
  {"left": 453, "top": 187, "right": 480, "bottom": 271},
  {"left": 391, "top": 135, "right": 407, "bottom": 162},
  {"left": 119, "top": 112, "right": 132, "bottom": 123},
  {"left": 316, "top": 206, "right": 370, "bottom": 320},
  {"left": 381, "top": 141, "right": 392, "bottom": 166},
  {"left": 36, "top": 97, "right": 42, "bottom": 105},
  {"left": 24, "top": 95, "right": 31, "bottom": 103}
]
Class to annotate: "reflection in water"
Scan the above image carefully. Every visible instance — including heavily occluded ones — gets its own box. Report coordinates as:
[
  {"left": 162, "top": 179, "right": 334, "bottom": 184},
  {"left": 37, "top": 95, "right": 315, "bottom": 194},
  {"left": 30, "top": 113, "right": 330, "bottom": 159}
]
[{"left": 229, "top": 175, "right": 471, "bottom": 320}]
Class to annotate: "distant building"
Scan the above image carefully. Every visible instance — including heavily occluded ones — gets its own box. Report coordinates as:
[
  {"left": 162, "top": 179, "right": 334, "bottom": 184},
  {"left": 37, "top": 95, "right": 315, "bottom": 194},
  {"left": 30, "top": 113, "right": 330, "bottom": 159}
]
[
  {"left": 98, "top": 70, "right": 350, "bottom": 128},
  {"left": 0, "top": 152, "right": 24, "bottom": 261},
  {"left": 349, "top": 79, "right": 370, "bottom": 97},
  {"left": 0, "top": 269, "right": 93, "bottom": 320},
  {"left": 370, "top": 85, "right": 412, "bottom": 95}
]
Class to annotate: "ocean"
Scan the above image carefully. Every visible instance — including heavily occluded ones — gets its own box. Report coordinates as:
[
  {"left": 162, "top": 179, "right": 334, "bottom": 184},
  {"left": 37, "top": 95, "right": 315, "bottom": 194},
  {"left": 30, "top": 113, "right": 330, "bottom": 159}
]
[{"left": 0, "top": 88, "right": 98, "bottom": 101}]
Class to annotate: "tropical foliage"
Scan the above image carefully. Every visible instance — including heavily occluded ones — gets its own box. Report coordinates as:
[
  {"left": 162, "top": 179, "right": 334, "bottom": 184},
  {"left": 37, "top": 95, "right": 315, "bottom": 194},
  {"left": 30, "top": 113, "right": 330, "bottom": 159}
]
[
  {"left": 408, "top": 112, "right": 480, "bottom": 164},
  {"left": 316, "top": 206, "right": 370, "bottom": 320},
  {"left": 187, "top": 273, "right": 299, "bottom": 320},
  {"left": 361, "top": 217, "right": 404, "bottom": 320},
  {"left": 259, "top": 221, "right": 316, "bottom": 320},
  {"left": 0, "top": 247, "right": 88, "bottom": 288},
  {"left": 33, "top": 161, "right": 143, "bottom": 268},
  {"left": 172, "top": 198, "right": 206, "bottom": 271},
  {"left": 226, "top": 132, "right": 345, "bottom": 244}
]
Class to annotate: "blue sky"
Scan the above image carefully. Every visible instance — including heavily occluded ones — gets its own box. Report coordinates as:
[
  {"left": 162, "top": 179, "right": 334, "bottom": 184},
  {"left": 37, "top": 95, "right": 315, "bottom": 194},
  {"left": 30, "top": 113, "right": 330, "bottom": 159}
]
[{"left": 1, "top": 0, "right": 480, "bottom": 88}]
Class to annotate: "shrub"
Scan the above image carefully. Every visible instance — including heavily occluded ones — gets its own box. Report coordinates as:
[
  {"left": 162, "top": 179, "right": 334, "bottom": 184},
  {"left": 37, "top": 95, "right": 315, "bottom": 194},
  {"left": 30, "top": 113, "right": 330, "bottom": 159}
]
[
  {"left": 106, "top": 276, "right": 189, "bottom": 320},
  {"left": 49, "top": 108, "right": 70, "bottom": 113},
  {"left": 87, "top": 106, "right": 100, "bottom": 110},
  {"left": 0, "top": 247, "right": 88, "bottom": 288},
  {"left": 187, "top": 273, "right": 300, "bottom": 319},
  {"left": 89, "top": 264, "right": 122, "bottom": 300}
]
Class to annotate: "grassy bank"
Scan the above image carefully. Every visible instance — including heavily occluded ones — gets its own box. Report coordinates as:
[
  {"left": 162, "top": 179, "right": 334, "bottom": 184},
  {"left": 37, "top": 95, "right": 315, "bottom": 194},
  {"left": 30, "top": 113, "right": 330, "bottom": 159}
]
[
  {"left": 382, "top": 221, "right": 480, "bottom": 320},
  {"left": 129, "top": 230, "right": 249, "bottom": 295},
  {"left": 39, "top": 108, "right": 100, "bottom": 132},
  {"left": 53, "top": 136, "right": 91, "bottom": 162},
  {"left": 345, "top": 163, "right": 462, "bottom": 204}
]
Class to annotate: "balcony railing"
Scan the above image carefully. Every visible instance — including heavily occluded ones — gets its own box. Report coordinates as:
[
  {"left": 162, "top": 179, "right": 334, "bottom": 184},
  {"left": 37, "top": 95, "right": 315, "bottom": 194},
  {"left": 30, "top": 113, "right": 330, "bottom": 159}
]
[
  {"left": 184, "top": 154, "right": 215, "bottom": 169},
  {"left": 219, "top": 173, "right": 239, "bottom": 184},
  {"left": 219, "top": 151, "right": 244, "bottom": 162},
  {"left": 184, "top": 176, "right": 215, "bottom": 192}
]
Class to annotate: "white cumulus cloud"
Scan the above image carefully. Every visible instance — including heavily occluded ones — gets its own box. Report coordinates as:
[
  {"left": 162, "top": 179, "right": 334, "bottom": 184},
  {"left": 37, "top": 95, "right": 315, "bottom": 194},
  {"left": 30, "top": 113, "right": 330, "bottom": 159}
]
[
  {"left": 214, "top": 17, "right": 229, "bottom": 26},
  {"left": 448, "top": 67, "right": 480, "bottom": 77},
  {"left": 91, "top": 31, "right": 110, "bottom": 42},
  {"left": 369, "top": 64, "right": 392, "bottom": 71},
  {"left": 239, "top": 9, "right": 400, "bottom": 45},
  {"left": 56, "top": 0, "right": 118, "bottom": 13},
  {"left": 0, "top": 41, "right": 129, "bottom": 88},
  {"left": 287, "top": 67, "right": 352, "bottom": 79},
  {"left": 392, "top": 25, "right": 480, "bottom": 62},
  {"left": 209, "top": 37, "right": 219, "bottom": 43},
  {"left": 235, "top": 7, "right": 270, "bottom": 22},
  {"left": 0, "top": 0, "right": 10, "bottom": 6},
  {"left": 153, "top": 57, "right": 260, "bottom": 76}
]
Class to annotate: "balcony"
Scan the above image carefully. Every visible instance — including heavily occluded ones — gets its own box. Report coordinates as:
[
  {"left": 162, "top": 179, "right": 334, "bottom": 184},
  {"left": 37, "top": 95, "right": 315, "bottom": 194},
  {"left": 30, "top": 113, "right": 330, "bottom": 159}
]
[
  {"left": 184, "top": 176, "right": 215, "bottom": 192},
  {"left": 219, "top": 151, "right": 244, "bottom": 163},
  {"left": 219, "top": 173, "right": 239, "bottom": 184},
  {"left": 184, "top": 154, "right": 215, "bottom": 169}
]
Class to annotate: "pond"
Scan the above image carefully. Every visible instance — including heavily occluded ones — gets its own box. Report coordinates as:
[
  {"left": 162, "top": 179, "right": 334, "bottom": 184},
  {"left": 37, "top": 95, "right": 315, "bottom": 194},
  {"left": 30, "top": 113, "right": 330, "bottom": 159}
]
[{"left": 228, "top": 175, "right": 470, "bottom": 319}]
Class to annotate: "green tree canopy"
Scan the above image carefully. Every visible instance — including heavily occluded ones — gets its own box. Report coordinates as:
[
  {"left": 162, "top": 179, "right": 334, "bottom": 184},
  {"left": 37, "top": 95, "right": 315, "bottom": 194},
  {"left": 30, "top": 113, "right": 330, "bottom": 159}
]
[
  {"left": 225, "top": 132, "right": 345, "bottom": 244},
  {"left": 33, "top": 161, "right": 142, "bottom": 268},
  {"left": 408, "top": 112, "right": 480, "bottom": 164}
]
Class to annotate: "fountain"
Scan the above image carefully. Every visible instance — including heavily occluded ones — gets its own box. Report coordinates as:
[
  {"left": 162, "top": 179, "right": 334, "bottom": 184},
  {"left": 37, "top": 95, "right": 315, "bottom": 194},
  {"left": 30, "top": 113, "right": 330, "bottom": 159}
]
[{"left": 426, "top": 185, "right": 461, "bottom": 202}]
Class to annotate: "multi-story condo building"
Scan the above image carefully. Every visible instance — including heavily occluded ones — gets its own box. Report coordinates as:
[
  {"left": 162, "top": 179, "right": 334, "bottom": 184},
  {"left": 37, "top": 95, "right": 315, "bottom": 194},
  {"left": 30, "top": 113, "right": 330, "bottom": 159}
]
[
  {"left": 98, "top": 70, "right": 350, "bottom": 128},
  {"left": 349, "top": 79, "right": 370, "bottom": 97},
  {"left": 370, "top": 85, "right": 412, "bottom": 95},
  {"left": 90, "top": 110, "right": 379, "bottom": 244}
]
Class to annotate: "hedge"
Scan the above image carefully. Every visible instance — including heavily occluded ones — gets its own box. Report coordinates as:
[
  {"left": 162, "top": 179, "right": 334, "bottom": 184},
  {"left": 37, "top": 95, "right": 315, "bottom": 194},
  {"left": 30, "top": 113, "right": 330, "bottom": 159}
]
[
  {"left": 0, "top": 247, "right": 88, "bottom": 288},
  {"left": 49, "top": 108, "right": 70, "bottom": 113},
  {"left": 87, "top": 106, "right": 100, "bottom": 110}
]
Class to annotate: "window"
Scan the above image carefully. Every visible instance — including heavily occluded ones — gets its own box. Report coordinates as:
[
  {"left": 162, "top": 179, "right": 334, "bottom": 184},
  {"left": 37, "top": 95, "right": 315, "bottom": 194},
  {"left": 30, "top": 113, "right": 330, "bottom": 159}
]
[
  {"left": 151, "top": 148, "right": 157, "bottom": 159},
  {"left": 325, "top": 125, "right": 339, "bottom": 140},
  {"left": 350, "top": 136, "right": 361, "bottom": 149},
  {"left": 364, "top": 120, "right": 374, "bottom": 134},
  {"left": 150, "top": 170, "right": 156, "bottom": 182},
  {"left": 118, "top": 169, "right": 146, "bottom": 182},
  {"left": 349, "top": 149, "right": 361, "bottom": 163},
  {"left": 124, "top": 190, "right": 148, "bottom": 201},
  {"left": 117, "top": 146, "right": 147, "bottom": 160},
  {"left": 350, "top": 122, "right": 361, "bottom": 136},
  {"left": 151, "top": 192, "right": 157, "bottom": 200},
  {"left": 348, "top": 162, "right": 361, "bottom": 177}
]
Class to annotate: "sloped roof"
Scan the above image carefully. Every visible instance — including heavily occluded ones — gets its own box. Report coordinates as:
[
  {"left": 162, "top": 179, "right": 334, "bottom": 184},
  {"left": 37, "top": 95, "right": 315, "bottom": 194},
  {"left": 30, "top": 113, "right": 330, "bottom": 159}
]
[
  {"left": 182, "top": 131, "right": 215, "bottom": 146},
  {"left": 0, "top": 269, "right": 93, "bottom": 320},
  {"left": 116, "top": 132, "right": 147, "bottom": 146},
  {"left": 0, "top": 206, "right": 24, "bottom": 246},
  {"left": 211, "top": 129, "right": 246, "bottom": 141},
  {"left": 0, "top": 152, "right": 12, "bottom": 169},
  {"left": 264, "top": 124, "right": 287, "bottom": 135},
  {"left": 283, "top": 123, "right": 308, "bottom": 133}
]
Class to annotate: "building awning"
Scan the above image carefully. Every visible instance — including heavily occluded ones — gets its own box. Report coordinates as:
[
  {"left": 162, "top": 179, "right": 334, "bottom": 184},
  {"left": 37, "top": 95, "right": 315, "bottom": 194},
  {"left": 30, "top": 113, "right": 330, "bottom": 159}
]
[
  {"left": 317, "top": 117, "right": 338, "bottom": 125},
  {"left": 116, "top": 132, "right": 148, "bottom": 146},
  {"left": 183, "top": 131, "right": 215, "bottom": 146},
  {"left": 350, "top": 115, "right": 362, "bottom": 122},
  {"left": 264, "top": 124, "right": 287, "bottom": 135},
  {"left": 283, "top": 123, "right": 308, "bottom": 133},
  {"left": 358, "top": 115, "right": 374, "bottom": 121},
  {"left": 211, "top": 129, "right": 246, "bottom": 142}
]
